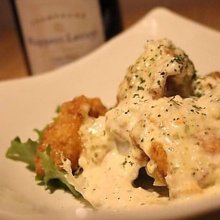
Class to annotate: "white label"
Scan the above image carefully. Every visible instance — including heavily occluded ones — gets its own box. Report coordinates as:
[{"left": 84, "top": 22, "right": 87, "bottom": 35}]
[{"left": 15, "top": 0, "right": 105, "bottom": 74}]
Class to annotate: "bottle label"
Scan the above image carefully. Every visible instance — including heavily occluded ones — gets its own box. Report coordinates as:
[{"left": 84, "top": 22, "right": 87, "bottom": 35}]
[{"left": 15, "top": 0, "right": 105, "bottom": 74}]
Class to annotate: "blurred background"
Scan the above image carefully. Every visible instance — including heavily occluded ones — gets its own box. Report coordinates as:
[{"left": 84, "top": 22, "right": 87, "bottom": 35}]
[{"left": 1, "top": 0, "right": 220, "bottom": 81}]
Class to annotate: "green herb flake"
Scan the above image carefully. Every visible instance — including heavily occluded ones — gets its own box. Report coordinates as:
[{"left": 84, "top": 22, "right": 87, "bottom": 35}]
[
  {"left": 139, "top": 77, "right": 146, "bottom": 84},
  {"left": 137, "top": 86, "right": 144, "bottom": 91},
  {"left": 133, "top": 93, "right": 139, "bottom": 98}
]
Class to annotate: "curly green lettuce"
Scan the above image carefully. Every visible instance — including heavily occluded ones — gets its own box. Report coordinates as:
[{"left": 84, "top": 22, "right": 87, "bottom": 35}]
[
  {"left": 6, "top": 137, "right": 38, "bottom": 171},
  {"left": 6, "top": 133, "right": 81, "bottom": 197}
]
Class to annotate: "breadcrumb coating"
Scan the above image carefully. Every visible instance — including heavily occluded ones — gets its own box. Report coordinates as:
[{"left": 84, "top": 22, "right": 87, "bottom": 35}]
[{"left": 35, "top": 95, "right": 107, "bottom": 176}]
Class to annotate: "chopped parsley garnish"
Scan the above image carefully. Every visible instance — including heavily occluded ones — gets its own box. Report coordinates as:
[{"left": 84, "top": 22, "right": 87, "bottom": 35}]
[
  {"left": 137, "top": 86, "right": 145, "bottom": 91},
  {"left": 139, "top": 77, "right": 146, "bottom": 84}
]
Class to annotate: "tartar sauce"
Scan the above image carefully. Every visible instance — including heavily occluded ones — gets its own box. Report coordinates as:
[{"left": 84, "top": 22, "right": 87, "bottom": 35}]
[{"left": 63, "top": 39, "right": 220, "bottom": 209}]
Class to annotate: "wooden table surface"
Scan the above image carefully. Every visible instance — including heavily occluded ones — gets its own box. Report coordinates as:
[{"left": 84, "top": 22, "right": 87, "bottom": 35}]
[{"left": 1, "top": 0, "right": 220, "bottom": 81}]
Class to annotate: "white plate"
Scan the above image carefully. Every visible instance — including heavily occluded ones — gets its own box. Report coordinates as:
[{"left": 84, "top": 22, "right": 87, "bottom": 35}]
[{"left": 1, "top": 7, "right": 220, "bottom": 220}]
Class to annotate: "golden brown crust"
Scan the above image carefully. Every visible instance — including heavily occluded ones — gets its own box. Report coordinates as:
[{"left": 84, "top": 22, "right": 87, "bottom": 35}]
[
  {"left": 35, "top": 95, "right": 107, "bottom": 176},
  {"left": 149, "top": 141, "right": 168, "bottom": 183},
  {"left": 207, "top": 71, "right": 220, "bottom": 79},
  {"left": 198, "top": 130, "right": 220, "bottom": 155}
]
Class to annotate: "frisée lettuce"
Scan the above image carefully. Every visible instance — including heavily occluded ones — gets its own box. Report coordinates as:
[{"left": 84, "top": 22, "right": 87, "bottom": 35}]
[{"left": 6, "top": 132, "right": 81, "bottom": 197}]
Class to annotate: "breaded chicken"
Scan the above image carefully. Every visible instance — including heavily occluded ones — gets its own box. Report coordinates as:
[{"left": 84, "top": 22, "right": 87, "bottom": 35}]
[
  {"left": 193, "top": 71, "right": 220, "bottom": 97},
  {"left": 149, "top": 141, "right": 168, "bottom": 184},
  {"left": 117, "top": 39, "right": 195, "bottom": 102},
  {"left": 197, "top": 129, "right": 220, "bottom": 155},
  {"left": 35, "top": 95, "right": 107, "bottom": 176}
]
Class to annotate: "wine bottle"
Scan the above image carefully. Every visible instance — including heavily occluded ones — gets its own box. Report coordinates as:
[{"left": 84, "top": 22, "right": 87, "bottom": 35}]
[{"left": 11, "top": 0, "right": 122, "bottom": 75}]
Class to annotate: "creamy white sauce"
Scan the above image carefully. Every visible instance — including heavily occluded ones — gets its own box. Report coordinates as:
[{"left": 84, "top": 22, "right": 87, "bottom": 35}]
[
  {"left": 63, "top": 117, "right": 167, "bottom": 210},
  {"left": 63, "top": 39, "right": 220, "bottom": 209}
]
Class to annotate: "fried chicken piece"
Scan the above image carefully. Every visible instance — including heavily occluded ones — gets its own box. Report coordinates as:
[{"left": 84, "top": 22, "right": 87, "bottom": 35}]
[
  {"left": 117, "top": 39, "right": 195, "bottom": 102},
  {"left": 209, "top": 71, "right": 220, "bottom": 79},
  {"left": 197, "top": 129, "right": 220, "bottom": 155},
  {"left": 193, "top": 71, "right": 220, "bottom": 97},
  {"left": 148, "top": 141, "right": 168, "bottom": 185},
  {"left": 35, "top": 95, "right": 107, "bottom": 176}
]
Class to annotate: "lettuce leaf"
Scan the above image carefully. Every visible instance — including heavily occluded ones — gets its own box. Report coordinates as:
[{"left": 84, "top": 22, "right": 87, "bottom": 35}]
[
  {"left": 6, "top": 135, "right": 81, "bottom": 197},
  {"left": 38, "top": 147, "right": 81, "bottom": 197},
  {"left": 6, "top": 137, "right": 38, "bottom": 171}
]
